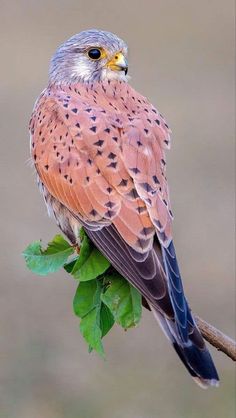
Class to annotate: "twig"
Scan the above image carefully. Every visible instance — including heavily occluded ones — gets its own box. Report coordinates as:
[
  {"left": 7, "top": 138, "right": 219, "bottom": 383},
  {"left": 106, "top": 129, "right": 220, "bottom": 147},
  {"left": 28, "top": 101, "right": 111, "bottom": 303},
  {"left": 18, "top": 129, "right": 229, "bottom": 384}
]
[{"left": 195, "top": 315, "right": 236, "bottom": 361}]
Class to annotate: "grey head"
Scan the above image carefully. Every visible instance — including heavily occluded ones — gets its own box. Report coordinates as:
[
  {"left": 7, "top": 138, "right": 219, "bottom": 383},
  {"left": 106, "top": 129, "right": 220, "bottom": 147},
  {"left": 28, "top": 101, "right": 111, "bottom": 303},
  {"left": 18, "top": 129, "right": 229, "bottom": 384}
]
[{"left": 49, "top": 29, "right": 128, "bottom": 84}]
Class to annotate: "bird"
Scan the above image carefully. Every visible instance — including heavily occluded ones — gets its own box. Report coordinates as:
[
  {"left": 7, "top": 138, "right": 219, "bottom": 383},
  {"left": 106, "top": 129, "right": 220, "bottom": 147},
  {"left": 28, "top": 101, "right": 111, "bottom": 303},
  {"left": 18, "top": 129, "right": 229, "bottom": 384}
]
[{"left": 29, "top": 29, "right": 219, "bottom": 388}]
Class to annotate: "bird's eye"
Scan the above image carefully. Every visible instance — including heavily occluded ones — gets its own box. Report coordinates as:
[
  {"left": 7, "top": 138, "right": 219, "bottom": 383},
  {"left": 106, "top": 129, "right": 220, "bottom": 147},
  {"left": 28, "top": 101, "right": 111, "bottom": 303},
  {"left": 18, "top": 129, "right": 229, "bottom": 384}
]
[{"left": 87, "top": 48, "right": 102, "bottom": 60}]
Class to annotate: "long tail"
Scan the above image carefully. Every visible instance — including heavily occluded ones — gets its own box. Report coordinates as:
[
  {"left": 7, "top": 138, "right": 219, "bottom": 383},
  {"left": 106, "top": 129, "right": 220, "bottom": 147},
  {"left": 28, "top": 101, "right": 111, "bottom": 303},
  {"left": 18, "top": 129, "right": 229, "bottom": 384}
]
[
  {"left": 150, "top": 306, "right": 219, "bottom": 388},
  {"left": 153, "top": 241, "right": 219, "bottom": 388}
]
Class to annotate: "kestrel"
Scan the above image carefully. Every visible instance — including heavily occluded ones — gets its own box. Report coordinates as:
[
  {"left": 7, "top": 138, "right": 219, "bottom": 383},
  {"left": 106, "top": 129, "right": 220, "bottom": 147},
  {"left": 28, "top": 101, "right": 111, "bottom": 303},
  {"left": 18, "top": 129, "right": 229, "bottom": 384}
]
[{"left": 30, "top": 30, "right": 219, "bottom": 387}]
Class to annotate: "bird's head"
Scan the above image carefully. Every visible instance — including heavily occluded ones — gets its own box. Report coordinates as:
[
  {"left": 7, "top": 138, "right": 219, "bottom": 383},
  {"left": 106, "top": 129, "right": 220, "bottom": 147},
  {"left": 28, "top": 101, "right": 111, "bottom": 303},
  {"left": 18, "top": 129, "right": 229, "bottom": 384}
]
[{"left": 49, "top": 29, "right": 129, "bottom": 84}]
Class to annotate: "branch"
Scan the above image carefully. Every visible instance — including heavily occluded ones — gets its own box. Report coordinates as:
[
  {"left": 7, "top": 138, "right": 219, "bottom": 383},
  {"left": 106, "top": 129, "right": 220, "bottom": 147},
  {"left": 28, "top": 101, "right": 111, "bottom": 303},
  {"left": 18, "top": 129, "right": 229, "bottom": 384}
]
[{"left": 195, "top": 315, "right": 236, "bottom": 361}]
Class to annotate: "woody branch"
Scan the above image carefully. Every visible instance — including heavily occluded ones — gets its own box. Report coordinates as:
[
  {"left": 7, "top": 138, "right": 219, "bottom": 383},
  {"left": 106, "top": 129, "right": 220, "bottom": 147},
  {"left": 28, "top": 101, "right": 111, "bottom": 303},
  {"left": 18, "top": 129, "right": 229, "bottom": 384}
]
[{"left": 195, "top": 315, "right": 236, "bottom": 361}]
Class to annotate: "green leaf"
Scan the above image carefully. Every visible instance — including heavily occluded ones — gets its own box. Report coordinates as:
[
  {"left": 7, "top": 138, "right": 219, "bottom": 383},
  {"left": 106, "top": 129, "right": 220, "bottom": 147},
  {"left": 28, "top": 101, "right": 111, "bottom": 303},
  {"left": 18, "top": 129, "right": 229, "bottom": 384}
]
[
  {"left": 73, "top": 280, "right": 114, "bottom": 355},
  {"left": 64, "top": 233, "right": 92, "bottom": 274},
  {"left": 73, "top": 280, "right": 98, "bottom": 318},
  {"left": 64, "top": 230, "right": 110, "bottom": 281},
  {"left": 23, "top": 235, "right": 74, "bottom": 276},
  {"left": 100, "top": 304, "right": 115, "bottom": 337},
  {"left": 71, "top": 248, "right": 110, "bottom": 281},
  {"left": 101, "top": 273, "right": 142, "bottom": 329},
  {"left": 80, "top": 308, "right": 104, "bottom": 355}
]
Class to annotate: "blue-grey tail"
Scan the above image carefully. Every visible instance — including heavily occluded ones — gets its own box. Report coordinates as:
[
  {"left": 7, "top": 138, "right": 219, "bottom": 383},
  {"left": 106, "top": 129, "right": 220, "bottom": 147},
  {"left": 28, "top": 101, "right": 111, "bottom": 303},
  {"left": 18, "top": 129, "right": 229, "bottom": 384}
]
[
  {"left": 158, "top": 240, "right": 219, "bottom": 388},
  {"left": 151, "top": 304, "right": 219, "bottom": 388}
]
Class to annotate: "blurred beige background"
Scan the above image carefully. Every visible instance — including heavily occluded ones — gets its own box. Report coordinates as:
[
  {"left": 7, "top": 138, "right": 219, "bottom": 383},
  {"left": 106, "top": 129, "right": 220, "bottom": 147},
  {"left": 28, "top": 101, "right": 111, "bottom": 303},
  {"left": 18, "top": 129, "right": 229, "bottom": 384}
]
[{"left": 0, "top": 1, "right": 235, "bottom": 417}]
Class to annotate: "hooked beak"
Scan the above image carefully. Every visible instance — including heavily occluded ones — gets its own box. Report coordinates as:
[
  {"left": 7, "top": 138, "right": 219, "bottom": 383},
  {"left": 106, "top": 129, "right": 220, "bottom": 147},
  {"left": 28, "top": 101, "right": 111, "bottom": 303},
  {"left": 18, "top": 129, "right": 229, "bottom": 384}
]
[{"left": 106, "top": 52, "right": 128, "bottom": 75}]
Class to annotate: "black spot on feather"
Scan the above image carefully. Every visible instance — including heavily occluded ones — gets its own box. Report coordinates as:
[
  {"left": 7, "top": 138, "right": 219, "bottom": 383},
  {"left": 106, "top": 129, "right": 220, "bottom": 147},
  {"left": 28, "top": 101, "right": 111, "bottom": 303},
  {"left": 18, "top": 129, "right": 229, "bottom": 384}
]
[
  {"left": 140, "top": 227, "right": 153, "bottom": 236},
  {"left": 90, "top": 209, "right": 98, "bottom": 217},
  {"left": 118, "top": 179, "right": 128, "bottom": 187},
  {"left": 105, "top": 210, "right": 115, "bottom": 218},
  {"left": 105, "top": 201, "right": 115, "bottom": 208},
  {"left": 130, "top": 167, "right": 140, "bottom": 174},
  {"left": 140, "top": 182, "right": 154, "bottom": 193},
  {"left": 107, "top": 162, "right": 117, "bottom": 169},
  {"left": 152, "top": 175, "right": 160, "bottom": 184},
  {"left": 94, "top": 139, "right": 104, "bottom": 147}
]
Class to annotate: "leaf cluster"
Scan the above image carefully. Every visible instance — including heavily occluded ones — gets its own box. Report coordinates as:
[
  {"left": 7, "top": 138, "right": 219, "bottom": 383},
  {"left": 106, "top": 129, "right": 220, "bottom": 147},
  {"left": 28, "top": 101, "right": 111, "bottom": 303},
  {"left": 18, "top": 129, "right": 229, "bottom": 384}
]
[{"left": 23, "top": 230, "right": 142, "bottom": 355}]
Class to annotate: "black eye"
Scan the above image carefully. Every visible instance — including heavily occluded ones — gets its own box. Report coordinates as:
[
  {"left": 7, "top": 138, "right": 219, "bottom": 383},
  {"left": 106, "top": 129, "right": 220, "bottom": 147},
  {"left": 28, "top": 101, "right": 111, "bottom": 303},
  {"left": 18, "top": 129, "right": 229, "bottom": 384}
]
[{"left": 88, "top": 48, "right": 102, "bottom": 60}]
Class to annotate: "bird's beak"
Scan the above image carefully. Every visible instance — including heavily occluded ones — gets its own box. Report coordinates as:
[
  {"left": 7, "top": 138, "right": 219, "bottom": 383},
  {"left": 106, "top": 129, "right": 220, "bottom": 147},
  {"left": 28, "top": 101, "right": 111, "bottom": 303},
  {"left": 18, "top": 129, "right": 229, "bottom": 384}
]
[{"left": 106, "top": 52, "right": 128, "bottom": 75}]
